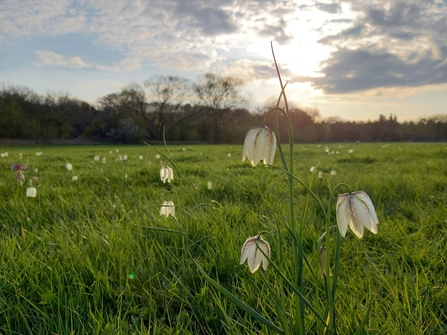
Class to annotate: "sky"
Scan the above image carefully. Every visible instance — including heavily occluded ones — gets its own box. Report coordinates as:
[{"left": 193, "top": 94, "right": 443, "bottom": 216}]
[{"left": 1, "top": 0, "right": 447, "bottom": 122}]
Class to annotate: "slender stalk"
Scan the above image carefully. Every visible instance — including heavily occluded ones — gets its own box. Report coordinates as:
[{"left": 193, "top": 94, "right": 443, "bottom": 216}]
[{"left": 271, "top": 42, "right": 304, "bottom": 335}]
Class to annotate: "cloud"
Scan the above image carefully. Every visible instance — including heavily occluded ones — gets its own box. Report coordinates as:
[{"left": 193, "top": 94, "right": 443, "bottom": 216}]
[
  {"left": 35, "top": 50, "right": 90, "bottom": 68},
  {"left": 213, "top": 59, "right": 294, "bottom": 82},
  {"left": 315, "top": 2, "right": 341, "bottom": 14},
  {"left": 35, "top": 51, "right": 142, "bottom": 72},
  {"left": 173, "top": 0, "right": 239, "bottom": 36},
  {"left": 309, "top": 0, "right": 447, "bottom": 94},
  {"left": 302, "top": 48, "right": 447, "bottom": 94},
  {"left": 256, "top": 18, "right": 293, "bottom": 45}
]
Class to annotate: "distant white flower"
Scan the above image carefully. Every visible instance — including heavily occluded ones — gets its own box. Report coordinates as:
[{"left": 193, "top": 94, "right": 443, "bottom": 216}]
[
  {"left": 228, "top": 153, "right": 232, "bottom": 157},
  {"left": 240, "top": 235, "right": 271, "bottom": 273},
  {"left": 72, "top": 176, "right": 78, "bottom": 181},
  {"left": 182, "top": 148, "right": 186, "bottom": 151},
  {"left": 330, "top": 170, "right": 337, "bottom": 175},
  {"left": 139, "top": 155, "right": 143, "bottom": 160},
  {"left": 207, "top": 181, "right": 213, "bottom": 190},
  {"left": 336, "top": 190, "right": 379, "bottom": 239},
  {"left": 94, "top": 155, "right": 100, "bottom": 161},
  {"left": 318, "top": 171, "right": 323, "bottom": 178},
  {"left": 155, "top": 154, "right": 160, "bottom": 159},
  {"left": 66, "top": 163, "right": 72, "bottom": 171},
  {"left": 160, "top": 166, "right": 174, "bottom": 183},
  {"left": 109, "top": 150, "right": 113, "bottom": 154},
  {"left": 26, "top": 187, "right": 37, "bottom": 197},
  {"left": 116, "top": 149, "right": 119, "bottom": 153},
  {"left": 348, "top": 149, "right": 354, "bottom": 154},
  {"left": 102, "top": 157, "right": 106, "bottom": 163},
  {"left": 123, "top": 155, "right": 127, "bottom": 160},
  {"left": 242, "top": 126, "right": 276, "bottom": 167},
  {"left": 310, "top": 166, "right": 316, "bottom": 173},
  {"left": 160, "top": 201, "right": 175, "bottom": 217}
]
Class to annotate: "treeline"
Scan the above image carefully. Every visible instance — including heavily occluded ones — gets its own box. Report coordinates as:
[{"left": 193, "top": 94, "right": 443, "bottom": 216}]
[{"left": 1, "top": 76, "right": 446, "bottom": 143}]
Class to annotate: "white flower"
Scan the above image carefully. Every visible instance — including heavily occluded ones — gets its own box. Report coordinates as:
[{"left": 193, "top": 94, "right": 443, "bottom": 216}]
[
  {"left": 207, "top": 181, "right": 213, "bottom": 190},
  {"left": 155, "top": 154, "right": 160, "bottom": 159},
  {"left": 72, "top": 176, "right": 78, "bottom": 181},
  {"left": 348, "top": 149, "right": 354, "bottom": 153},
  {"left": 336, "top": 190, "right": 379, "bottom": 239},
  {"left": 139, "top": 155, "right": 143, "bottom": 160},
  {"left": 160, "top": 201, "right": 175, "bottom": 217},
  {"left": 94, "top": 155, "right": 100, "bottom": 161},
  {"left": 330, "top": 170, "right": 337, "bottom": 175},
  {"left": 66, "top": 163, "right": 72, "bottom": 171},
  {"left": 26, "top": 187, "right": 37, "bottom": 197},
  {"left": 310, "top": 166, "right": 316, "bottom": 173},
  {"left": 160, "top": 166, "right": 174, "bottom": 183},
  {"left": 318, "top": 171, "right": 323, "bottom": 178},
  {"left": 240, "top": 235, "right": 271, "bottom": 273},
  {"left": 123, "top": 155, "right": 127, "bottom": 160},
  {"left": 242, "top": 126, "right": 276, "bottom": 167}
]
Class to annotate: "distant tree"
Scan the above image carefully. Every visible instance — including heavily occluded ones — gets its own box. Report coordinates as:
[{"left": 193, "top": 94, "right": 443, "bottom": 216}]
[
  {"left": 144, "top": 75, "right": 193, "bottom": 140},
  {"left": 193, "top": 73, "right": 247, "bottom": 143}
]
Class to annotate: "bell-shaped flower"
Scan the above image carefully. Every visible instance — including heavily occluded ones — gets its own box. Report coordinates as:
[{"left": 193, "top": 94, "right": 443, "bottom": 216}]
[
  {"left": 26, "top": 187, "right": 37, "bottom": 197},
  {"left": 160, "top": 166, "right": 174, "bottom": 183},
  {"left": 240, "top": 235, "right": 271, "bottom": 273},
  {"left": 242, "top": 126, "right": 276, "bottom": 166},
  {"left": 336, "top": 190, "right": 379, "bottom": 239},
  {"left": 160, "top": 201, "right": 175, "bottom": 217}
]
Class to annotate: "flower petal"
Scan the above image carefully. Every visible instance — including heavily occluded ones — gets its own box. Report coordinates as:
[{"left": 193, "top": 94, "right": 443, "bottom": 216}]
[
  {"left": 348, "top": 196, "right": 364, "bottom": 238},
  {"left": 336, "top": 194, "right": 349, "bottom": 237}
]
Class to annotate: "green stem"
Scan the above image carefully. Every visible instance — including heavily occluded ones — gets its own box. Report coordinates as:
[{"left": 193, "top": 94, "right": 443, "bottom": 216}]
[{"left": 271, "top": 42, "right": 304, "bottom": 335}]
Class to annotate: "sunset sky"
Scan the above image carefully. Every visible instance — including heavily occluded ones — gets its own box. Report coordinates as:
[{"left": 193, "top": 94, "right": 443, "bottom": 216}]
[{"left": 1, "top": 0, "right": 446, "bottom": 122}]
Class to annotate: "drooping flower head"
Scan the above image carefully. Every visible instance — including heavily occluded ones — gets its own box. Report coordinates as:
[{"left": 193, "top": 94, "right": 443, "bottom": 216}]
[
  {"left": 240, "top": 235, "right": 271, "bottom": 273},
  {"left": 336, "top": 190, "right": 379, "bottom": 239},
  {"left": 242, "top": 126, "right": 276, "bottom": 167},
  {"left": 11, "top": 164, "right": 28, "bottom": 172},
  {"left": 160, "top": 166, "right": 174, "bottom": 183},
  {"left": 160, "top": 201, "right": 175, "bottom": 217},
  {"left": 26, "top": 187, "right": 37, "bottom": 198}
]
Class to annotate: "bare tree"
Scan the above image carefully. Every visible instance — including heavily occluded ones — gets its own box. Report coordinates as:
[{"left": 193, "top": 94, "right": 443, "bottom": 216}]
[
  {"left": 193, "top": 73, "right": 246, "bottom": 143},
  {"left": 144, "top": 75, "right": 192, "bottom": 140}
]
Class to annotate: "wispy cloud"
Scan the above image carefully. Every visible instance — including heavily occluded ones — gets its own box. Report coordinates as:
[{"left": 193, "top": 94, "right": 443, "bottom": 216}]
[{"left": 34, "top": 50, "right": 90, "bottom": 68}]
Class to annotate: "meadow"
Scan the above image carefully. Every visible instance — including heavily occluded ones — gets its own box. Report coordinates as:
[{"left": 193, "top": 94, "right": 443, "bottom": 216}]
[{"left": 0, "top": 142, "right": 446, "bottom": 334}]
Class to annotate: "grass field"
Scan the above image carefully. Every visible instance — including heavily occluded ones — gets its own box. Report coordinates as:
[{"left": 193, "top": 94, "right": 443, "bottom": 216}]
[{"left": 0, "top": 142, "right": 446, "bottom": 334}]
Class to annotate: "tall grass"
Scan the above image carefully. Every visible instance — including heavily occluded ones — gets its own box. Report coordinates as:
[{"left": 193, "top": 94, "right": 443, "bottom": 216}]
[{"left": 0, "top": 143, "right": 446, "bottom": 334}]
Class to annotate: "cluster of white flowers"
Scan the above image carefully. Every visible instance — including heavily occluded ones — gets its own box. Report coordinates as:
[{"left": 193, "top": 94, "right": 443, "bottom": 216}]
[{"left": 238, "top": 125, "right": 379, "bottom": 273}]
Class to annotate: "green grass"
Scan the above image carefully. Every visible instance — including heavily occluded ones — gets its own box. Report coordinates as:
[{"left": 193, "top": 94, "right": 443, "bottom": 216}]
[{"left": 0, "top": 143, "right": 446, "bottom": 334}]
